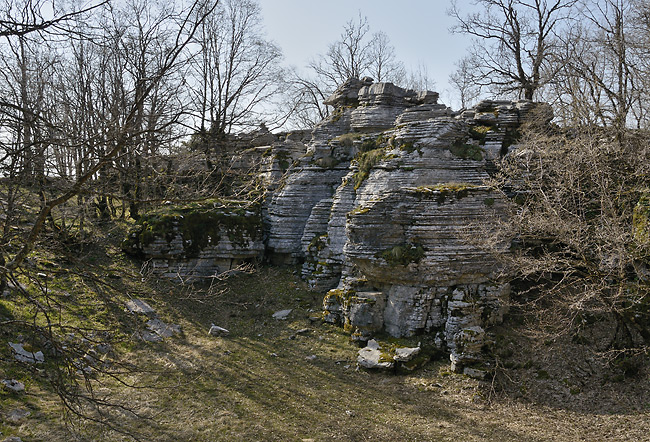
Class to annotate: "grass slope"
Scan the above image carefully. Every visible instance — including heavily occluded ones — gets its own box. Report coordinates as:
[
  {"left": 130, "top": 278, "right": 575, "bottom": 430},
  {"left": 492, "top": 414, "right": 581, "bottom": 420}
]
[{"left": 0, "top": 221, "right": 649, "bottom": 441}]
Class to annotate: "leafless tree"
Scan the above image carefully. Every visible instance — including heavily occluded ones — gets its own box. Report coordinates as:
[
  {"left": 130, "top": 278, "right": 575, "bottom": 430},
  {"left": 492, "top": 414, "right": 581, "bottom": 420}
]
[
  {"left": 449, "top": 0, "right": 577, "bottom": 100},
  {"left": 449, "top": 56, "right": 481, "bottom": 108},
  {"left": 0, "top": 0, "right": 218, "bottom": 435},
  {"left": 286, "top": 13, "right": 408, "bottom": 128},
  {"left": 548, "top": 0, "right": 647, "bottom": 132},
  {"left": 186, "top": 0, "right": 284, "bottom": 149}
]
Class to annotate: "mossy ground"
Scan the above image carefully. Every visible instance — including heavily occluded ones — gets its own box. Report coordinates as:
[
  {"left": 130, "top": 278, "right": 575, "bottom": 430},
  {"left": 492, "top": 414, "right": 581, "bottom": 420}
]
[{"left": 1, "top": 220, "right": 649, "bottom": 441}]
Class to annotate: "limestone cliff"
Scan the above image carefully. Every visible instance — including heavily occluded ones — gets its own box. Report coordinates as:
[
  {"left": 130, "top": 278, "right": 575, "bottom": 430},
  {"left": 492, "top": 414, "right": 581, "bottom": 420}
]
[
  {"left": 265, "top": 78, "right": 550, "bottom": 376},
  {"left": 125, "top": 77, "right": 551, "bottom": 376}
]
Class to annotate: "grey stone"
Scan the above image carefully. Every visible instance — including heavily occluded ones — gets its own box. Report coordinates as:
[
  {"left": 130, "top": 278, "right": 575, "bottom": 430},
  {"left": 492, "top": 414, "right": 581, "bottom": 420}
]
[
  {"left": 393, "top": 346, "right": 421, "bottom": 362},
  {"left": 357, "top": 340, "right": 393, "bottom": 369},
  {"left": 463, "top": 367, "right": 490, "bottom": 380},
  {"left": 208, "top": 324, "right": 230, "bottom": 336},
  {"left": 272, "top": 309, "right": 292, "bottom": 320},
  {"left": 323, "top": 77, "right": 364, "bottom": 107},
  {"left": 1, "top": 379, "right": 24, "bottom": 393},
  {"left": 146, "top": 319, "right": 181, "bottom": 338},
  {"left": 9, "top": 343, "right": 44, "bottom": 364},
  {"left": 95, "top": 343, "right": 112, "bottom": 354},
  {"left": 5, "top": 408, "right": 30, "bottom": 422},
  {"left": 2, "top": 437, "right": 24, "bottom": 442},
  {"left": 125, "top": 299, "right": 155, "bottom": 315},
  {"left": 137, "top": 330, "right": 163, "bottom": 343}
]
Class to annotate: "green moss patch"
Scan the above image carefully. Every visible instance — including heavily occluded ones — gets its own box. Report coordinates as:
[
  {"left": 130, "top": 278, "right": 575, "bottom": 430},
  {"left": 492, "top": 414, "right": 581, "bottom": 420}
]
[
  {"left": 375, "top": 243, "right": 425, "bottom": 266},
  {"left": 450, "top": 139, "right": 485, "bottom": 161},
  {"left": 353, "top": 148, "right": 395, "bottom": 190},
  {"left": 307, "top": 233, "right": 328, "bottom": 254},
  {"left": 122, "top": 200, "right": 262, "bottom": 258},
  {"left": 410, "top": 183, "right": 479, "bottom": 204}
]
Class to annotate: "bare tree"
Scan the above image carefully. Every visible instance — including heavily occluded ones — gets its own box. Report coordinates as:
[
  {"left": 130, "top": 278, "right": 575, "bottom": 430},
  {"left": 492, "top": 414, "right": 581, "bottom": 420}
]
[
  {"left": 309, "top": 13, "right": 371, "bottom": 90},
  {"left": 403, "top": 61, "right": 435, "bottom": 92},
  {"left": 0, "top": 0, "right": 107, "bottom": 37},
  {"left": 449, "top": 0, "right": 577, "bottom": 100},
  {"left": 549, "top": 0, "right": 643, "bottom": 132},
  {"left": 449, "top": 56, "right": 481, "bottom": 108},
  {"left": 0, "top": 1, "right": 218, "bottom": 434},
  {"left": 187, "top": 0, "right": 284, "bottom": 147},
  {"left": 286, "top": 13, "right": 408, "bottom": 128}
]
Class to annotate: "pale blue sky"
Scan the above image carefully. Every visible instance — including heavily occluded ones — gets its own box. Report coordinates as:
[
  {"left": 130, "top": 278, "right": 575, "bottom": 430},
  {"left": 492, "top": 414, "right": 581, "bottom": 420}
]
[{"left": 257, "top": 0, "right": 476, "bottom": 108}]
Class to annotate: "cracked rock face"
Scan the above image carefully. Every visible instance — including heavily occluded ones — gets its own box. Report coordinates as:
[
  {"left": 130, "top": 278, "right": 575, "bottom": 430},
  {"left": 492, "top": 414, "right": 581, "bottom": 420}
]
[
  {"left": 124, "top": 76, "right": 550, "bottom": 377},
  {"left": 264, "top": 78, "right": 549, "bottom": 376}
]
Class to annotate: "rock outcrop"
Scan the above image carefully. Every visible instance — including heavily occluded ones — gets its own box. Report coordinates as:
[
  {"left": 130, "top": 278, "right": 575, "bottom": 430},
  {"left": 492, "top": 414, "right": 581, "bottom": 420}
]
[
  {"left": 125, "top": 77, "right": 551, "bottom": 376},
  {"left": 264, "top": 78, "right": 550, "bottom": 376},
  {"left": 122, "top": 201, "right": 264, "bottom": 279}
]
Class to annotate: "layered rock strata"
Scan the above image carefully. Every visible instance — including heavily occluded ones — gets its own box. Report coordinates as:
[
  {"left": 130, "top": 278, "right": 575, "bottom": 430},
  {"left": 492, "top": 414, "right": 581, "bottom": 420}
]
[
  {"left": 125, "top": 77, "right": 550, "bottom": 376},
  {"left": 264, "top": 78, "right": 549, "bottom": 376},
  {"left": 122, "top": 202, "right": 264, "bottom": 279}
]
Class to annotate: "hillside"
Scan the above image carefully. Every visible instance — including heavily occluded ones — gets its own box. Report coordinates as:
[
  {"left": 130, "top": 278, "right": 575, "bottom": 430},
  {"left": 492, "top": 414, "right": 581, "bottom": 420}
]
[{"left": 1, "top": 221, "right": 649, "bottom": 441}]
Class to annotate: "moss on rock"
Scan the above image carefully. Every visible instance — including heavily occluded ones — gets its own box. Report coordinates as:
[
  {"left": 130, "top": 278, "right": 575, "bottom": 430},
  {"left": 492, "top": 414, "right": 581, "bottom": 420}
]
[
  {"left": 122, "top": 200, "right": 262, "bottom": 258},
  {"left": 450, "top": 139, "right": 485, "bottom": 161},
  {"left": 353, "top": 148, "right": 390, "bottom": 189},
  {"left": 633, "top": 193, "right": 650, "bottom": 244},
  {"left": 375, "top": 243, "right": 425, "bottom": 266}
]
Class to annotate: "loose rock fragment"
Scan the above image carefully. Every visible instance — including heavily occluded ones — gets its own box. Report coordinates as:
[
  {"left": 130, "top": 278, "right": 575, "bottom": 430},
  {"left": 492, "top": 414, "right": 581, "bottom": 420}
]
[
  {"left": 146, "top": 319, "right": 181, "bottom": 338},
  {"left": 208, "top": 324, "right": 230, "bottom": 336},
  {"left": 272, "top": 309, "right": 292, "bottom": 320},
  {"left": 125, "top": 299, "right": 156, "bottom": 315},
  {"left": 9, "top": 343, "right": 44, "bottom": 364},
  {"left": 1, "top": 379, "right": 25, "bottom": 393}
]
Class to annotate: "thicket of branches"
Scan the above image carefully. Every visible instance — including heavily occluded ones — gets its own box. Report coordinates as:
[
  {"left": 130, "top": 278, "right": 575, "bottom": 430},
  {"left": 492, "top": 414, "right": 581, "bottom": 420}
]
[
  {"left": 482, "top": 124, "right": 650, "bottom": 357},
  {"left": 0, "top": 0, "right": 275, "bottom": 435},
  {"left": 451, "top": 0, "right": 650, "bottom": 364}
]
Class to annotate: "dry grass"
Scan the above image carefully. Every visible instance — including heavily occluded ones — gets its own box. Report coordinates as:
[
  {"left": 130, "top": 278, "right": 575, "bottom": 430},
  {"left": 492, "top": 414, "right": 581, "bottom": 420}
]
[{"left": 1, "top": 228, "right": 649, "bottom": 441}]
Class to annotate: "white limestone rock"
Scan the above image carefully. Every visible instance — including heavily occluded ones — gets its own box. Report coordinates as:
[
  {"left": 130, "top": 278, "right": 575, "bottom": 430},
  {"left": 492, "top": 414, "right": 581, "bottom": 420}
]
[
  {"left": 357, "top": 339, "right": 394, "bottom": 370},
  {"left": 272, "top": 309, "right": 292, "bottom": 320},
  {"left": 1, "top": 379, "right": 25, "bottom": 393},
  {"left": 208, "top": 324, "right": 230, "bottom": 336},
  {"left": 125, "top": 299, "right": 156, "bottom": 315},
  {"left": 9, "top": 343, "right": 44, "bottom": 364}
]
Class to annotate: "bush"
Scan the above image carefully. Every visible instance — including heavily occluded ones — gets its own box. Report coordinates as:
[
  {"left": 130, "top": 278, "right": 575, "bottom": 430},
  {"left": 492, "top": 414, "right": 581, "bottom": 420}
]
[{"left": 482, "top": 127, "right": 650, "bottom": 354}]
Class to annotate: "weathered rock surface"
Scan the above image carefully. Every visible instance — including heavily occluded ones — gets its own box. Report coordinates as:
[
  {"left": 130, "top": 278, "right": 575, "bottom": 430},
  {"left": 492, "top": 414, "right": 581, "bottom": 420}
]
[
  {"left": 5, "top": 408, "right": 31, "bottom": 422},
  {"left": 1, "top": 379, "right": 25, "bottom": 393},
  {"left": 272, "top": 309, "right": 292, "bottom": 320},
  {"left": 124, "top": 77, "right": 550, "bottom": 376},
  {"left": 357, "top": 339, "right": 422, "bottom": 371},
  {"left": 146, "top": 318, "right": 181, "bottom": 338},
  {"left": 123, "top": 201, "right": 264, "bottom": 279},
  {"left": 125, "top": 299, "right": 156, "bottom": 315},
  {"left": 265, "top": 79, "right": 548, "bottom": 375},
  {"left": 208, "top": 324, "right": 230, "bottom": 336},
  {"left": 9, "top": 342, "right": 44, "bottom": 364}
]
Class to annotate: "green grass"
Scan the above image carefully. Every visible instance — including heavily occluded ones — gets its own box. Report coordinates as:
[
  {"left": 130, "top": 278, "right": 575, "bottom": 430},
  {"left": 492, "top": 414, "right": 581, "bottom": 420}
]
[{"left": 2, "top": 219, "right": 650, "bottom": 441}]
